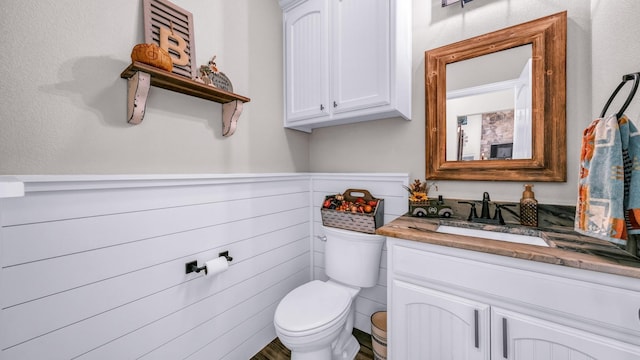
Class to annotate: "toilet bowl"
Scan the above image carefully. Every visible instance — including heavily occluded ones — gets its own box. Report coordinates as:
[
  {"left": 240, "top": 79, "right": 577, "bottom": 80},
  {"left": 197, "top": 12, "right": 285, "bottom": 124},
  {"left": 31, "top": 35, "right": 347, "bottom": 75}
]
[
  {"left": 274, "top": 226, "right": 385, "bottom": 360},
  {"left": 274, "top": 280, "right": 355, "bottom": 359}
]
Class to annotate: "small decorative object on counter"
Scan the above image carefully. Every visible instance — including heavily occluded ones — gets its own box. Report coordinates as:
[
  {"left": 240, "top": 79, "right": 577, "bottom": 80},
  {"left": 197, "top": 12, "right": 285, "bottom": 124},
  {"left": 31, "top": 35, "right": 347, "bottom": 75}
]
[
  {"left": 321, "top": 189, "right": 384, "bottom": 234},
  {"left": 410, "top": 196, "right": 453, "bottom": 218},
  {"left": 520, "top": 184, "right": 538, "bottom": 226},
  {"left": 404, "top": 180, "right": 453, "bottom": 218},
  {"left": 404, "top": 179, "right": 436, "bottom": 202}
]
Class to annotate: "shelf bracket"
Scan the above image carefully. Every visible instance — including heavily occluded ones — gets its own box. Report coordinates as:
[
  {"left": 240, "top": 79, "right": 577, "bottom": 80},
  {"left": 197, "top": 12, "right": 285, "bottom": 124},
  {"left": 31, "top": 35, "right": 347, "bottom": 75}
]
[
  {"left": 222, "top": 100, "right": 243, "bottom": 137},
  {"left": 121, "top": 63, "right": 250, "bottom": 135},
  {"left": 126, "top": 71, "right": 151, "bottom": 125}
]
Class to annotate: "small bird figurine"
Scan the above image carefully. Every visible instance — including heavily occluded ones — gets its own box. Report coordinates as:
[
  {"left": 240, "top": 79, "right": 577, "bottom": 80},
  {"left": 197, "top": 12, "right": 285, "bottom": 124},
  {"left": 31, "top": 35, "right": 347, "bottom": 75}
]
[{"left": 208, "top": 55, "right": 219, "bottom": 73}]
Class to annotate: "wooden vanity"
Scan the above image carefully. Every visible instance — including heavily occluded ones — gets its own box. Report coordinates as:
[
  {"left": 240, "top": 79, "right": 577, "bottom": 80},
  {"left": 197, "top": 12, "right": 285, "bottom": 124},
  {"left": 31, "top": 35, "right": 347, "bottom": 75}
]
[{"left": 377, "top": 216, "right": 640, "bottom": 359}]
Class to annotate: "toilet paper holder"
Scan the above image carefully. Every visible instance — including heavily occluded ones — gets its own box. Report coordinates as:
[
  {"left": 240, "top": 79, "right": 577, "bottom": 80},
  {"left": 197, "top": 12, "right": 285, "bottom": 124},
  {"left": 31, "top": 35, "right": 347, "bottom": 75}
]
[{"left": 185, "top": 251, "right": 233, "bottom": 275}]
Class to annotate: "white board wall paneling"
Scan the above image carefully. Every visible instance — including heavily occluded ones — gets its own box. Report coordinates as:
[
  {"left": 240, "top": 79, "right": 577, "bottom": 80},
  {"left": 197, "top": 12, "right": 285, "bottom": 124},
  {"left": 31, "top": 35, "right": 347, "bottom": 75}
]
[
  {"left": 3, "top": 238, "right": 309, "bottom": 359},
  {"left": 221, "top": 321, "right": 278, "bottom": 360},
  {"left": 2, "top": 181, "right": 310, "bottom": 266},
  {"left": 186, "top": 302, "right": 281, "bottom": 360},
  {"left": 1, "top": 178, "right": 310, "bottom": 293},
  {"left": 0, "top": 175, "right": 310, "bottom": 226},
  {"left": 354, "top": 296, "right": 387, "bottom": 332},
  {"left": 109, "top": 262, "right": 309, "bottom": 360},
  {"left": 2, "top": 203, "right": 309, "bottom": 308},
  {"left": 0, "top": 203, "right": 6, "bottom": 359},
  {"left": 0, "top": 173, "right": 406, "bottom": 359},
  {"left": 2, "top": 226, "right": 310, "bottom": 359},
  {"left": 310, "top": 173, "right": 409, "bottom": 190},
  {"left": 0, "top": 175, "right": 312, "bottom": 359},
  {"left": 2, "top": 221, "right": 309, "bottom": 352}
]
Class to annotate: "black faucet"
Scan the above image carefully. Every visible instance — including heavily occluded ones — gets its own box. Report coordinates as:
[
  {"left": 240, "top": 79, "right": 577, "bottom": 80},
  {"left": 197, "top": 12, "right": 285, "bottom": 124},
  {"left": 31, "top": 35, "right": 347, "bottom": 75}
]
[
  {"left": 459, "top": 192, "right": 508, "bottom": 225},
  {"left": 480, "top": 192, "right": 491, "bottom": 219},
  {"left": 458, "top": 201, "right": 478, "bottom": 221},
  {"left": 492, "top": 204, "right": 507, "bottom": 225}
]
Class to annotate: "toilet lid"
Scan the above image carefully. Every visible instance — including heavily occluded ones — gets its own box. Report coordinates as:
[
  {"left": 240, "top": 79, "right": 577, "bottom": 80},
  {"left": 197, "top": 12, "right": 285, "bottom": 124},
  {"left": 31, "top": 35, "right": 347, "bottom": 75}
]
[{"left": 275, "top": 280, "right": 351, "bottom": 333}]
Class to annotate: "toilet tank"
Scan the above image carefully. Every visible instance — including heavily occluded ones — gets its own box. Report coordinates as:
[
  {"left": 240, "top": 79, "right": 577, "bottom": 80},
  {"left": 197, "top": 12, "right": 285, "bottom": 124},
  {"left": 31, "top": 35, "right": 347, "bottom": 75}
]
[{"left": 323, "top": 226, "right": 386, "bottom": 288}]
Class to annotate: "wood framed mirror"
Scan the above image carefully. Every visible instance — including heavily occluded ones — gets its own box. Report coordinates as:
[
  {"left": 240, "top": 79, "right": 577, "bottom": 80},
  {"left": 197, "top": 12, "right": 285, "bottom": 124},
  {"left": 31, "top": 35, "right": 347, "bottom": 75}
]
[{"left": 425, "top": 11, "right": 566, "bottom": 181}]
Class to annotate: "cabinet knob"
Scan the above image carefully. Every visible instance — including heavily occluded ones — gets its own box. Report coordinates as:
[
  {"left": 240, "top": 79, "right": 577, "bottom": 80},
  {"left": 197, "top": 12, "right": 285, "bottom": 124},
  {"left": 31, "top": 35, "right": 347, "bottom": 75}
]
[
  {"left": 320, "top": 104, "right": 324, "bottom": 111},
  {"left": 333, "top": 101, "right": 338, "bottom": 108}
]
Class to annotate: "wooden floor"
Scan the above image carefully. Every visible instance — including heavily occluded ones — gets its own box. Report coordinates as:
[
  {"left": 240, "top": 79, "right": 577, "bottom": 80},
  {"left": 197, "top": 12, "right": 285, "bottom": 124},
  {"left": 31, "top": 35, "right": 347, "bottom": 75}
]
[{"left": 251, "top": 328, "right": 374, "bottom": 360}]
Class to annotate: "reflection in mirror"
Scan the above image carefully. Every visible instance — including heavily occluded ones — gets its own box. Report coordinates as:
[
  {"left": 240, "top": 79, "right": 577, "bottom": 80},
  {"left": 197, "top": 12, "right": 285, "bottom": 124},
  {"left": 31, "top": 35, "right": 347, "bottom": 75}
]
[
  {"left": 445, "top": 45, "right": 533, "bottom": 161},
  {"left": 425, "top": 11, "right": 567, "bottom": 181}
]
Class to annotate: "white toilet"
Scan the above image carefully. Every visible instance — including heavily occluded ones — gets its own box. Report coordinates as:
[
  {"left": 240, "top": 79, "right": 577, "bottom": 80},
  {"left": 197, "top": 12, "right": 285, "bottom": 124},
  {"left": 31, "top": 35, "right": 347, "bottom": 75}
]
[{"left": 274, "top": 225, "right": 386, "bottom": 360}]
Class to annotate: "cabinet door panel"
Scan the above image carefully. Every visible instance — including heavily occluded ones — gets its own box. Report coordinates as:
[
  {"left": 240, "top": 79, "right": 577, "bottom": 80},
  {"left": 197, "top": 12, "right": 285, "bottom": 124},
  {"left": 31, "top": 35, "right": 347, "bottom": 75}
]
[
  {"left": 392, "top": 241, "right": 640, "bottom": 338},
  {"left": 331, "top": 0, "right": 390, "bottom": 113},
  {"left": 492, "top": 308, "right": 640, "bottom": 360},
  {"left": 391, "top": 280, "right": 490, "bottom": 360},
  {"left": 284, "top": 1, "right": 329, "bottom": 122}
]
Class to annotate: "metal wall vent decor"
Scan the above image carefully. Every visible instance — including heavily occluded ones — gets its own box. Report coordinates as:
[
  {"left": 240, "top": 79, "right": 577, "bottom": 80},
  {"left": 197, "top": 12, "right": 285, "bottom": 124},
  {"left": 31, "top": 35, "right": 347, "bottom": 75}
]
[{"left": 143, "top": 0, "right": 197, "bottom": 79}]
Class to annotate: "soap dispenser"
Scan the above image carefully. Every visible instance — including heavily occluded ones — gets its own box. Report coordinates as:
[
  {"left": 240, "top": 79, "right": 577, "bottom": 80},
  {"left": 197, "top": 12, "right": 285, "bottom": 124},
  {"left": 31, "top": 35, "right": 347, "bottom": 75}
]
[{"left": 520, "top": 184, "right": 538, "bottom": 227}]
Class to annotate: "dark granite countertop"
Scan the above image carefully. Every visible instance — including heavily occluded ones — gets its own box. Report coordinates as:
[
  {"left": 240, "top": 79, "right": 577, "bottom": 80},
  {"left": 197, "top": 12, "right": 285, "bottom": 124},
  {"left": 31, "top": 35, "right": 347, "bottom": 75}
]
[{"left": 376, "top": 215, "right": 640, "bottom": 279}]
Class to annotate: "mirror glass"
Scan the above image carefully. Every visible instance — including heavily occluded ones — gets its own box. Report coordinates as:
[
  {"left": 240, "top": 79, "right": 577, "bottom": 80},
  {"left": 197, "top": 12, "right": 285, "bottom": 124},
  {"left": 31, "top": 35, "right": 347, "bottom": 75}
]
[
  {"left": 445, "top": 45, "right": 532, "bottom": 161},
  {"left": 425, "top": 12, "right": 567, "bottom": 181}
]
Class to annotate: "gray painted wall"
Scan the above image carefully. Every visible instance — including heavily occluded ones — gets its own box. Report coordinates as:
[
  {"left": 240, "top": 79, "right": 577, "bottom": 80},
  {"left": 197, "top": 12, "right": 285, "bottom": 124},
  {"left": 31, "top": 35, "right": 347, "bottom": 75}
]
[
  {"left": 2, "top": 0, "right": 639, "bottom": 206},
  {"left": 0, "top": 0, "right": 309, "bottom": 174},
  {"left": 310, "top": 0, "right": 594, "bottom": 205}
]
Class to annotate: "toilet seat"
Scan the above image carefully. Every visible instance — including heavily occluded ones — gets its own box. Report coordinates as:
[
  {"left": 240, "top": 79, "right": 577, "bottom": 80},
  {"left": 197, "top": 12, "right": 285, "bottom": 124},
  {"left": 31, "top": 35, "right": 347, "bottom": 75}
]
[{"left": 274, "top": 280, "right": 352, "bottom": 337}]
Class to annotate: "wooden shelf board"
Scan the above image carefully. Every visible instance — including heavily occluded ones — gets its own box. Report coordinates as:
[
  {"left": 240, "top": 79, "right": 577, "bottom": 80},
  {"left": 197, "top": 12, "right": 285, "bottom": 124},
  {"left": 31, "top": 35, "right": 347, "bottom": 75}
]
[{"left": 120, "top": 62, "right": 250, "bottom": 104}]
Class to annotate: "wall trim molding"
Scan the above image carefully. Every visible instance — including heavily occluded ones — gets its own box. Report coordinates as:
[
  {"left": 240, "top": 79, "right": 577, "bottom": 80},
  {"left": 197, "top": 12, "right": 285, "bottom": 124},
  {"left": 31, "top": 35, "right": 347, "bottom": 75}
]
[{"left": 0, "top": 173, "right": 409, "bottom": 197}]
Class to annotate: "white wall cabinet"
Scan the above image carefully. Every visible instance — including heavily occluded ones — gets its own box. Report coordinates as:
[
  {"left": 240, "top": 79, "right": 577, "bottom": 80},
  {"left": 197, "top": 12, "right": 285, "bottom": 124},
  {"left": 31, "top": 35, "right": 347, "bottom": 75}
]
[
  {"left": 280, "top": 0, "right": 411, "bottom": 132},
  {"left": 387, "top": 238, "right": 640, "bottom": 360}
]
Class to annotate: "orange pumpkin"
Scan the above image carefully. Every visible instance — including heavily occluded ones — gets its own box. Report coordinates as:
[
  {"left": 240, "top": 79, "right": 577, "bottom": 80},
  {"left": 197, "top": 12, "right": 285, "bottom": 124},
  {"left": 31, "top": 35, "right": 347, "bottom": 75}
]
[{"left": 131, "top": 43, "right": 173, "bottom": 72}]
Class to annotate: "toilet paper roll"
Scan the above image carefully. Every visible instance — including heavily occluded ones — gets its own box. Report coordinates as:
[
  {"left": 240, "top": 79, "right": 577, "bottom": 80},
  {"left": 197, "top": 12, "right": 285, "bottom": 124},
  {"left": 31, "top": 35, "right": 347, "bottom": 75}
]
[{"left": 204, "top": 256, "right": 229, "bottom": 276}]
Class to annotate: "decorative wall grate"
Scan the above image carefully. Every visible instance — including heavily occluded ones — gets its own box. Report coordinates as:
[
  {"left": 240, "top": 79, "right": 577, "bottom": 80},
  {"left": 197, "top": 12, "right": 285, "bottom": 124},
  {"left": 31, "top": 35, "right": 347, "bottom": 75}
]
[{"left": 143, "top": 0, "right": 197, "bottom": 79}]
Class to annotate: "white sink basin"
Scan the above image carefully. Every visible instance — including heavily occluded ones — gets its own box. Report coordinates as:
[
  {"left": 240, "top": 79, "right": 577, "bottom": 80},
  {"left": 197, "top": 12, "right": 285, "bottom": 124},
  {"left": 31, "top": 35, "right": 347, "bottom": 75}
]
[{"left": 436, "top": 225, "right": 549, "bottom": 247}]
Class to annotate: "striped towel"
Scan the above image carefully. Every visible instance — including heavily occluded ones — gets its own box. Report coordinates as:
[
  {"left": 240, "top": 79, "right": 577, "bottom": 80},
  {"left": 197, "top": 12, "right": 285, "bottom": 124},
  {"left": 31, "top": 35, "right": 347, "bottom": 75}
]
[{"left": 575, "top": 114, "right": 640, "bottom": 246}]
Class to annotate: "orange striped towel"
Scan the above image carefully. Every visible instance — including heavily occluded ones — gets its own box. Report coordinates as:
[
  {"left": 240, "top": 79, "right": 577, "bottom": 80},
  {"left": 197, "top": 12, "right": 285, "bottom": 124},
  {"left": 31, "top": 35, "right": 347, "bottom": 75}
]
[{"left": 575, "top": 115, "right": 640, "bottom": 246}]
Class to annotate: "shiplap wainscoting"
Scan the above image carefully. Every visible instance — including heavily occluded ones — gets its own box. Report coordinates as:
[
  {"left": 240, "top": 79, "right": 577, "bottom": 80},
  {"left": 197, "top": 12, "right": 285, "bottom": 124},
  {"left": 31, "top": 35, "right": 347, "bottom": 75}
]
[{"left": 0, "top": 173, "right": 407, "bottom": 360}]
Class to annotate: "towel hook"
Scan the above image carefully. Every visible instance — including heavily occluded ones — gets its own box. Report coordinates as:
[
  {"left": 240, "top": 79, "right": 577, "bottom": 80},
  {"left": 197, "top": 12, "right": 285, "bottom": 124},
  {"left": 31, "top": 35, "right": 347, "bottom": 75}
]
[{"left": 600, "top": 72, "right": 640, "bottom": 118}]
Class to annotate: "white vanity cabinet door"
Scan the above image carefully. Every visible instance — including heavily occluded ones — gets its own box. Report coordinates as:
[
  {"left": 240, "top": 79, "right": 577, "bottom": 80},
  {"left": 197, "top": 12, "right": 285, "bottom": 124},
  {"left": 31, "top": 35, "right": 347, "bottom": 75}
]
[
  {"left": 492, "top": 307, "right": 640, "bottom": 360},
  {"left": 387, "top": 238, "right": 640, "bottom": 360},
  {"left": 330, "top": 0, "right": 390, "bottom": 115},
  {"left": 283, "top": 0, "right": 330, "bottom": 123},
  {"left": 390, "top": 279, "right": 491, "bottom": 360}
]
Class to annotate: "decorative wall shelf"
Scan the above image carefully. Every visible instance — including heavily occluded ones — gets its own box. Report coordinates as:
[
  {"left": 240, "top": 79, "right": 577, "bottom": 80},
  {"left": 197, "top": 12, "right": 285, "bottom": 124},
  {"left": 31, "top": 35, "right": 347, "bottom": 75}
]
[{"left": 120, "top": 61, "right": 250, "bottom": 136}]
